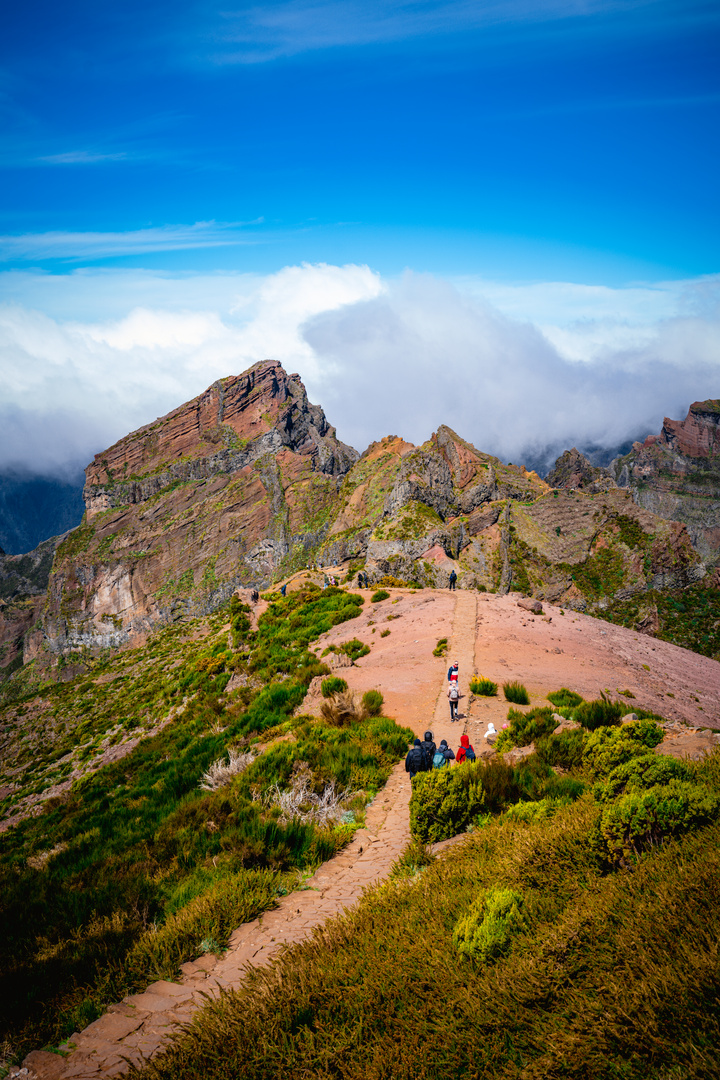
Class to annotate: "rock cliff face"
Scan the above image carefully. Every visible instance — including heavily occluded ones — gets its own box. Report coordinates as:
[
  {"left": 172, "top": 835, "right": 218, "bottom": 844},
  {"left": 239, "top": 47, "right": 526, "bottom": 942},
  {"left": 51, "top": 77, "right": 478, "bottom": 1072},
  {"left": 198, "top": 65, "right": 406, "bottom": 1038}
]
[
  {"left": 17, "top": 365, "right": 712, "bottom": 663},
  {"left": 607, "top": 400, "right": 720, "bottom": 563},
  {"left": 0, "top": 535, "right": 65, "bottom": 678},
  {"left": 40, "top": 362, "right": 358, "bottom": 654}
]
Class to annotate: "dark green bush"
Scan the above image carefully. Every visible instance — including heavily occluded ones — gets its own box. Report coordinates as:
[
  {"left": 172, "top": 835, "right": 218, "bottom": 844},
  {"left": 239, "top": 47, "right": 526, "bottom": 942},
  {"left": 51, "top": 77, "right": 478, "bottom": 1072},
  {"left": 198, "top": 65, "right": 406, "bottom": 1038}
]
[
  {"left": 500, "top": 706, "right": 558, "bottom": 748},
  {"left": 361, "top": 689, "right": 384, "bottom": 716},
  {"left": 573, "top": 695, "right": 622, "bottom": 730},
  {"left": 371, "top": 589, "right": 390, "bottom": 603},
  {"left": 410, "top": 763, "right": 485, "bottom": 843},
  {"left": 535, "top": 728, "right": 586, "bottom": 771},
  {"left": 547, "top": 688, "right": 584, "bottom": 708},
  {"left": 503, "top": 681, "right": 530, "bottom": 705},
  {"left": 321, "top": 677, "right": 348, "bottom": 698}
]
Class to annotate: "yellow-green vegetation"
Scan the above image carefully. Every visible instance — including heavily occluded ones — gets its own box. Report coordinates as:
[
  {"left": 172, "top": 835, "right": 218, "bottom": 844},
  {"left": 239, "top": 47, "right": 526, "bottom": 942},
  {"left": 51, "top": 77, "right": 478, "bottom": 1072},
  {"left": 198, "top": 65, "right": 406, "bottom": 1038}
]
[
  {"left": 432, "top": 637, "right": 448, "bottom": 657},
  {"left": 130, "top": 744, "right": 720, "bottom": 1080},
  {"left": 370, "top": 589, "right": 390, "bottom": 602},
  {"left": 320, "top": 676, "right": 348, "bottom": 697},
  {"left": 469, "top": 675, "right": 498, "bottom": 696},
  {"left": 0, "top": 586, "right": 412, "bottom": 1064}
]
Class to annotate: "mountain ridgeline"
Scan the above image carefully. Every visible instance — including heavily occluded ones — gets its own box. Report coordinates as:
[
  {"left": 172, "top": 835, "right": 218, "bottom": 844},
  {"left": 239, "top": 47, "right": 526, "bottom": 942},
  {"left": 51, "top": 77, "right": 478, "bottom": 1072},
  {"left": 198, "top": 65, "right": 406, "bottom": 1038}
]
[{"left": 4, "top": 360, "right": 720, "bottom": 677}]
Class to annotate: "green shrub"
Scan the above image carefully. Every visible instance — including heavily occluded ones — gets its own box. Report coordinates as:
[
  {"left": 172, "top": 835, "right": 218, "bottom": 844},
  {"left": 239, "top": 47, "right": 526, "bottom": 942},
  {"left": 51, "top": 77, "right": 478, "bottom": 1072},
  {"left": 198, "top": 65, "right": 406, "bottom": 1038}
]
[
  {"left": 361, "top": 690, "right": 384, "bottom": 717},
  {"left": 593, "top": 753, "right": 690, "bottom": 803},
  {"left": 504, "top": 798, "right": 566, "bottom": 823},
  {"left": 600, "top": 780, "right": 720, "bottom": 863},
  {"left": 371, "top": 590, "right": 390, "bottom": 603},
  {"left": 410, "top": 763, "right": 485, "bottom": 843},
  {"left": 453, "top": 886, "right": 525, "bottom": 962},
  {"left": 583, "top": 719, "right": 665, "bottom": 779},
  {"left": 573, "top": 695, "right": 622, "bottom": 730},
  {"left": 321, "top": 677, "right": 348, "bottom": 698},
  {"left": 501, "top": 706, "right": 558, "bottom": 748},
  {"left": 503, "top": 681, "right": 529, "bottom": 705},
  {"left": 547, "top": 688, "right": 583, "bottom": 708},
  {"left": 433, "top": 637, "right": 449, "bottom": 657},
  {"left": 339, "top": 638, "right": 371, "bottom": 661},
  {"left": 535, "top": 729, "right": 586, "bottom": 771},
  {"left": 470, "top": 676, "right": 498, "bottom": 697},
  {"left": 476, "top": 759, "right": 520, "bottom": 814}
]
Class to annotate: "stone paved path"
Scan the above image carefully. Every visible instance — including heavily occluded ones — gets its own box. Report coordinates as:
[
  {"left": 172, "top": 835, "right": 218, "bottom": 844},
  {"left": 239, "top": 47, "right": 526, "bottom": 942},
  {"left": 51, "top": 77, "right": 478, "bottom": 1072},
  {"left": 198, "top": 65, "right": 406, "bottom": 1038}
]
[{"left": 14, "top": 591, "right": 477, "bottom": 1080}]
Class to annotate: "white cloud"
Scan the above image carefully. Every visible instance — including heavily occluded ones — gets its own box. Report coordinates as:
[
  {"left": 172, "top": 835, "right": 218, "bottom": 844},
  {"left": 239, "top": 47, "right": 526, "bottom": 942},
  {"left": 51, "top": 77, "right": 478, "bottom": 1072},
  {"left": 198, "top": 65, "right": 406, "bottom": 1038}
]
[
  {"left": 0, "top": 263, "right": 719, "bottom": 480},
  {"left": 39, "top": 151, "right": 129, "bottom": 165},
  {"left": 211, "top": 0, "right": 657, "bottom": 63},
  {"left": 0, "top": 220, "right": 263, "bottom": 262}
]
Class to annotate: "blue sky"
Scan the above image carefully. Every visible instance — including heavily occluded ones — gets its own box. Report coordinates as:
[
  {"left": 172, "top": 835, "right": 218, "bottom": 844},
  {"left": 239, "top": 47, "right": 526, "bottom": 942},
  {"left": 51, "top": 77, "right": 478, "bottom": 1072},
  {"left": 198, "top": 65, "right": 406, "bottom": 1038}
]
[
  {"left": 1, "top": 1, "right": 720, "bottom": 481},
  {"left": 2, "top": 0, "right": 719, "bottom": 279}
]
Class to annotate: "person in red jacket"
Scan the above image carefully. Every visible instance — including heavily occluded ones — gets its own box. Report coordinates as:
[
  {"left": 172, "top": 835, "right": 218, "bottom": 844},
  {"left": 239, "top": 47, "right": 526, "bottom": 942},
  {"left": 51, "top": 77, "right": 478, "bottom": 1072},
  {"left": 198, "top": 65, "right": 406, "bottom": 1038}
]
[{"left": 455, "top": 733, "right": 476, "bottom": 764}]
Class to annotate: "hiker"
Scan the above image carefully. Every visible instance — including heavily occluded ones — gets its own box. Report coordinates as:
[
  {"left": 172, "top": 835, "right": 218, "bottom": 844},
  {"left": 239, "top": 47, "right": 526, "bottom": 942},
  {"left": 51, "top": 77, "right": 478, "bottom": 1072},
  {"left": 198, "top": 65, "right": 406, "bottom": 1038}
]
[
  {"left": 433, "top": 739, "right": 455, "bottom": 768},
  {"left": 447, "top": 661, "right": 459, "bottom": 683},
  {"left": 449, "top": 569, "right": 457, "bottom": 591},
  {"left": 420, "top": 729, "right": 436, "bottom": 769},
  {"left": 455, "top": 733, "right": 476, "bottom": 764},
  {"left": 405, "top": 738, "right": 426, "bottom": 781},
  {"left": 447, "top": 679, "right": 460, "bottom": 720},
  {"left": 250, "top": 589, "right": 259, "bottom": 603},
  {"left": 280, "top": 583, "right": 287, "bottom": 597}
]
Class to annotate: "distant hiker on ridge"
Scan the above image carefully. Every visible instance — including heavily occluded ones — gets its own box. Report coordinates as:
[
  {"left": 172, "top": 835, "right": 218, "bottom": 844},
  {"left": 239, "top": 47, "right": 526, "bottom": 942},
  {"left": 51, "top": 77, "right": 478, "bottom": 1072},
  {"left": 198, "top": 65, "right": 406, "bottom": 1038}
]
[{"left": 449, "top": 569, "right": 457, "bottom": 591}]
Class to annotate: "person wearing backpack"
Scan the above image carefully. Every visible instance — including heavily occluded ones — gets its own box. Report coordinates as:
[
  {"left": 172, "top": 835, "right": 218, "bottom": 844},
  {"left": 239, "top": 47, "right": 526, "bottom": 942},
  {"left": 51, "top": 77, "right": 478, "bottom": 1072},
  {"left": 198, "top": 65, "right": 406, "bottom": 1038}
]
[
  {"left": 405, "top": 738, "right": 426, "bottom": 781},
  {"left": 420, "top": 730, "right": 436, "bottom": 770},
  {"left": 455, "top": 733, "right": 476, "bottom": 764},
  {"left": 433, "top": 739, "right": 455, "bottom": 769},
  {"left": 447, "top": 679, "right": 460, "bottom": 720},
  {"left": 449, "top": 569, "right": 457, "bottom": 591}
]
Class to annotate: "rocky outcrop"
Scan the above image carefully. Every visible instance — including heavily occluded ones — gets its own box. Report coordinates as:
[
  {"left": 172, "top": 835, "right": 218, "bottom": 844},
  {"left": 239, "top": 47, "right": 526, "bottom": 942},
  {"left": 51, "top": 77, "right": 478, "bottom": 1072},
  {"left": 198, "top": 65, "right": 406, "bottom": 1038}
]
[
  {"left": 607, "top": 400, "right": 720, "bottom": 563},
  {"left": 547, "top": 448, "right": 616, "bottom": 494},
  {"left": 39, "top": 363, "right": 359, "bottom": 655},
  {"left": 0, "top": 535, "right": 65, "bottom": 678}
]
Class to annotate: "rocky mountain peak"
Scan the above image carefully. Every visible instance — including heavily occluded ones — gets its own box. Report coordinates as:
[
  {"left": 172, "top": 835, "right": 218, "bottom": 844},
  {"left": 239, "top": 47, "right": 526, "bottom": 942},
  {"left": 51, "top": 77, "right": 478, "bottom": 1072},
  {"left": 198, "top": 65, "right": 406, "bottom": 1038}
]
[{"left": 547, "top": 448, "right": 616, "bottom": 494}]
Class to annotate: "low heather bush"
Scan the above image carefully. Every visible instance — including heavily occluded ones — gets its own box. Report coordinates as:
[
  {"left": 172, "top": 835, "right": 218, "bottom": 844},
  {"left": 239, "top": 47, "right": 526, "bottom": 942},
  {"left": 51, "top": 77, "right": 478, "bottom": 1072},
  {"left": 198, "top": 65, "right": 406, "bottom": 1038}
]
[
  {"left": 573, "top": 694, "right": 622, "bottom": 730},
  {"left": 535, "top": 729, "right": 586, "bottom": 771},
  {"left": 600, "top": 780, "right": 720, "bottom": 863},
  {"left": 371, "top": 589, "right": 390, "bottom": 603},
  {"left": 547, "top": 688, "right": 584, "bottom": 708},
  {"left": 361, "top": 689, "right": 383, "bottom": 716}
]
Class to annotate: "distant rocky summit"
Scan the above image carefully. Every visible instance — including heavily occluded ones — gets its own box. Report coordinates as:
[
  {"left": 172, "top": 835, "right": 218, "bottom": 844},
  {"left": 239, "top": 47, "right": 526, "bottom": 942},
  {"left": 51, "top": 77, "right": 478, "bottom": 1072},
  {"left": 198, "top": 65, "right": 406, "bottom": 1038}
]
[
  {"left": 0, "top": 362, "right": 713, "bottom": 669},
  {"left": 605, "top": 400, "right": 720, "bottom": 564}
]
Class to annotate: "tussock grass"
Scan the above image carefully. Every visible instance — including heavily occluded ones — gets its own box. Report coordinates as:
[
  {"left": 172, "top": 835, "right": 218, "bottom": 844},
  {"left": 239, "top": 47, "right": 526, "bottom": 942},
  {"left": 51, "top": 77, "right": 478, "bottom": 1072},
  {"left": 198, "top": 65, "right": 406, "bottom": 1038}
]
[
  {"left": 469, "top": 675, "right": 498, "bottom": 696},
  {"left": 503, "top": 680, "right": 530, "bottom": 705},
  {"left": 130, "top": 787, "right": 720, "bottom": 1080},
  {"left": 0, "top": 586, "right": 412, "bottom": 1061}
]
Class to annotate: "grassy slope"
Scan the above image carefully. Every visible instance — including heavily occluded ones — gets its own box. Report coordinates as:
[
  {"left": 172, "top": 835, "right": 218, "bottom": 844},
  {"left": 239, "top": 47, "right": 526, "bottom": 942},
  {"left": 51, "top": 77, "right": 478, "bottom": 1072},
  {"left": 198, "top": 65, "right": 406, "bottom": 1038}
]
[
  {"left": 131, "top": 724, "right": 720, "bottom": 1080},
  {"left": 0, "top": 586, "right": 413, "bottom": 1065}
]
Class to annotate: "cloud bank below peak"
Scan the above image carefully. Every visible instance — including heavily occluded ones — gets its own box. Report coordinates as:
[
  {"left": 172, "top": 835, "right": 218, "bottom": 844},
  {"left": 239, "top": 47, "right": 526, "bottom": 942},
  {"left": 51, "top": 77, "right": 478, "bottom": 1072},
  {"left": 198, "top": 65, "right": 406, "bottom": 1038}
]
[{"left": 1, "top": 263, "right": 719, "bottom": 479}]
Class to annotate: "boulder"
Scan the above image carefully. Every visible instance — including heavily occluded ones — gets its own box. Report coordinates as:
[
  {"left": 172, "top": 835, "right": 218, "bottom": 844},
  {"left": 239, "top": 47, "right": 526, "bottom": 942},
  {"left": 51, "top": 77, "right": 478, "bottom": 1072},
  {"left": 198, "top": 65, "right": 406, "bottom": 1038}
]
[{"left": 517, "top": 597, "right": 543, "bottom": 614}]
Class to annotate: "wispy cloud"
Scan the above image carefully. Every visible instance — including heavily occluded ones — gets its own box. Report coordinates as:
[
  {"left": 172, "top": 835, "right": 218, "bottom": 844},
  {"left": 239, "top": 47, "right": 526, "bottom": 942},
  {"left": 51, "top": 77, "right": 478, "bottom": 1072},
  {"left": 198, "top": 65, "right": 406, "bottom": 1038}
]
[
  {"left": 38, "top": 150, "right": 129, "bottom": 165},
  {"left": 209, "top": 0, "right": 658, "bottom": 63},
  {"left": 0, "top": 220, "right": 265, "bottom": 262}
]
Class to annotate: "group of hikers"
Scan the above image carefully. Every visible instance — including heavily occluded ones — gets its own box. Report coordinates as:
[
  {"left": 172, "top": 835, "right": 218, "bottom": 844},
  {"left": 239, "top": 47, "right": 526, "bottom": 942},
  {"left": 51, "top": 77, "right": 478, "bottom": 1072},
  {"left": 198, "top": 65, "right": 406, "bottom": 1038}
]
[
  {"left": 404, "top": 659, "right": 476, "bottom": 780},
  {"left": 405, "top": 730, "right": 476, "bottom": 780}
]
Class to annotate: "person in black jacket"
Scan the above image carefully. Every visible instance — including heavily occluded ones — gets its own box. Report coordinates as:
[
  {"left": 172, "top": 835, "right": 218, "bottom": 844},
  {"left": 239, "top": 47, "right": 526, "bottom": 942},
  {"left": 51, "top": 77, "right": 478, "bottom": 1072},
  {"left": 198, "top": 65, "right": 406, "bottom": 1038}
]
[
  {"left": 405, "top": 738, "right": 426, "bottom": 781},
  {"left": 420, "top": 730, "right": 436, "bottom": 770}
]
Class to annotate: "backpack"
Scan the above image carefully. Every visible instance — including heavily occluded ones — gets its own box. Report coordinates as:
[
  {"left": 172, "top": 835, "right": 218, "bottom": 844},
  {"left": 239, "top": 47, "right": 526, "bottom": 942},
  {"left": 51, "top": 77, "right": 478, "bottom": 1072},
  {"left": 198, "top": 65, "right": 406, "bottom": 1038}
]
[
  {"left": 449, "top": 684, "right": 459, "bottom": 700},
  {"left": 409, "top": 746, "right": 425, "bottom": 772},
  {"left": 421, "top": 742, "right": 435, "bottom": 769},
  {"left": 433, "top": 750, "right": 447, "bottom": 769},
  {"left": 465, "top": 745, "right": 476, "bottom": 763}
]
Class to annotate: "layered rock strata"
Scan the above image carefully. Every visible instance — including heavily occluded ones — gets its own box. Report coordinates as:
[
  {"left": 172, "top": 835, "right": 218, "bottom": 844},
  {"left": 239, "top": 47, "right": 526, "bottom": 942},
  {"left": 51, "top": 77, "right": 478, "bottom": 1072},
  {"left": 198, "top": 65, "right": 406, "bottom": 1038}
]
[{"left": 607, "top": 400, "right": 720, "bottom": 563}]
